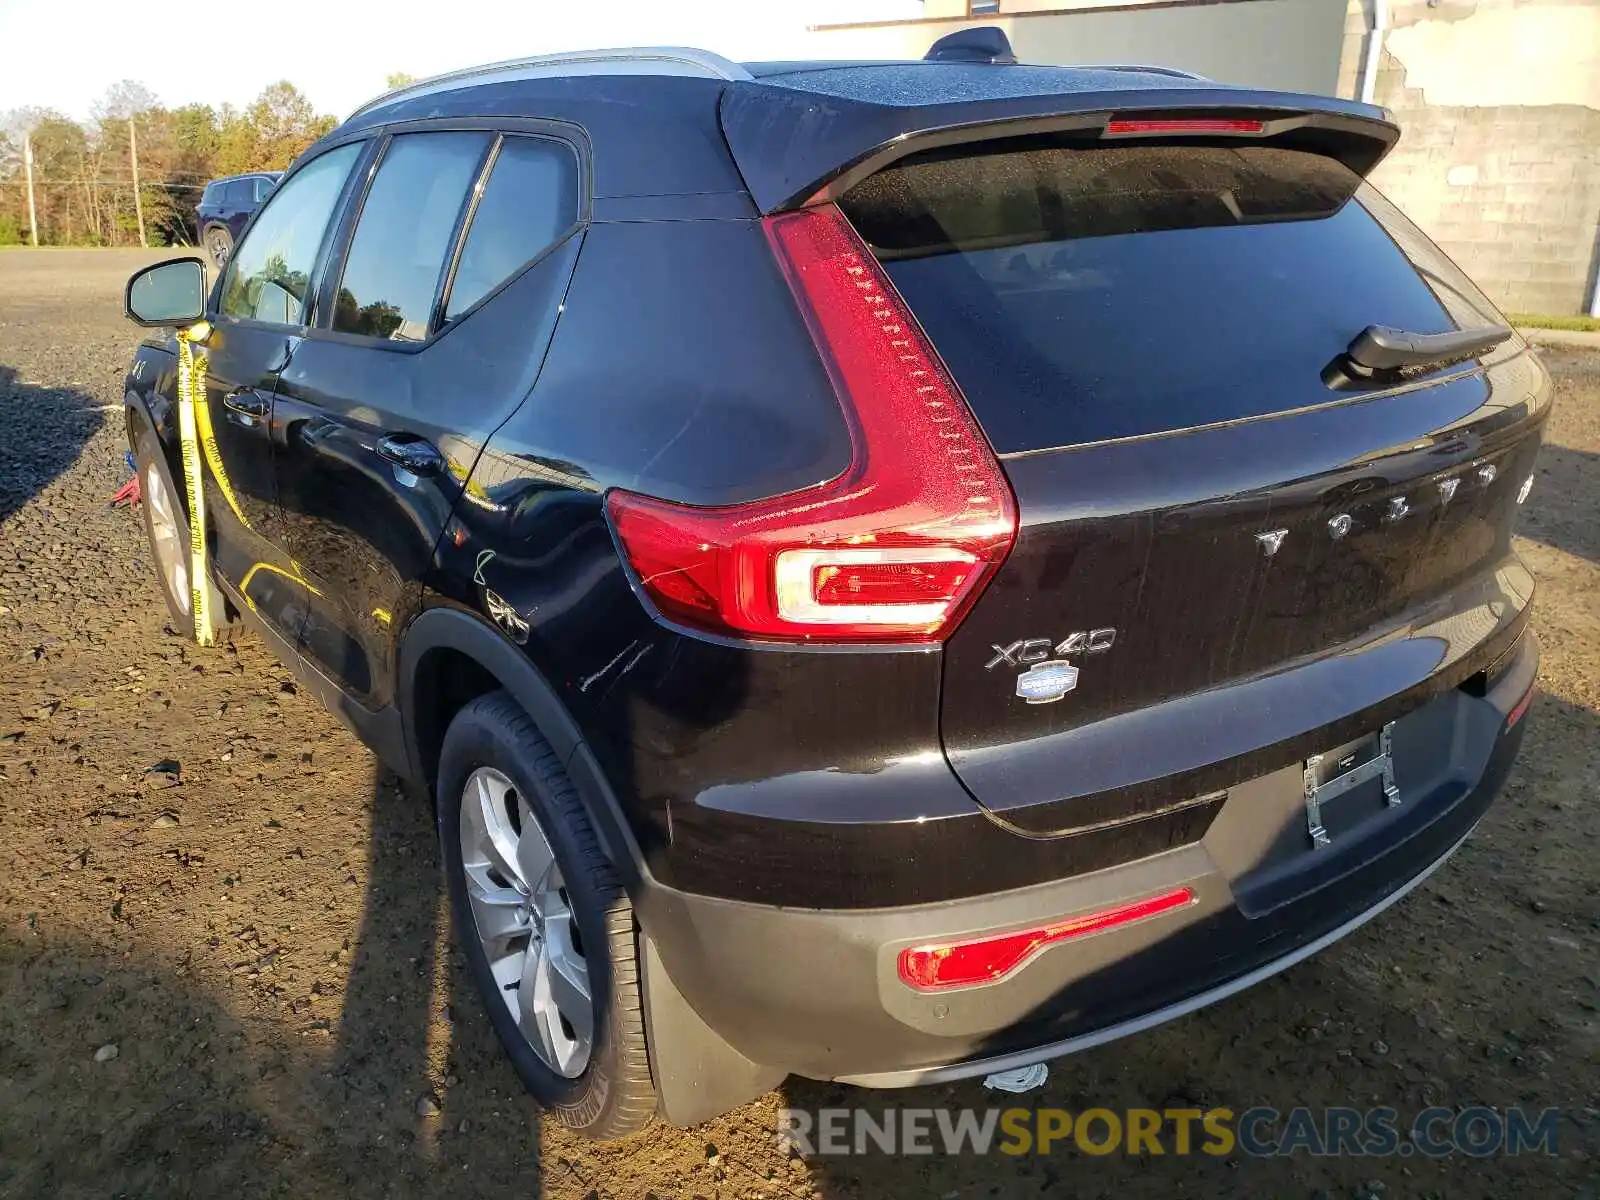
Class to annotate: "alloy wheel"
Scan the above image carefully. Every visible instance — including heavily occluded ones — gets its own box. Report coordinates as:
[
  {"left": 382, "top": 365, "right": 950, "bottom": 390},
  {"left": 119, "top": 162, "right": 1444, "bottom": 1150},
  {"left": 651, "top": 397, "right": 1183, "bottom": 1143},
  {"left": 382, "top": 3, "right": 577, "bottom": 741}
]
[
  {"left": 458, "top": 766, "right": 594, "bottom": 1078},
  {"left": 144, "top": 463, "right": 189, "bottom": 615}
]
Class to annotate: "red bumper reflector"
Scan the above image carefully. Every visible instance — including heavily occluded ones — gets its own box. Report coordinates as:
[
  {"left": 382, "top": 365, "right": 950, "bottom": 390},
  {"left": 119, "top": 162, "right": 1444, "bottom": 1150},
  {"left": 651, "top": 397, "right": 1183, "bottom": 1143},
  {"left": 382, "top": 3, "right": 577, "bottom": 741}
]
[
  {"left": 1505, "top": 685, "right": 1536, "bottom": 730},
  {"left": 1105, "top": 117, "right": 1266, "bottom": 135},
  {"left": 897, "top": 886, "right": 1198, "bottom": 992}
]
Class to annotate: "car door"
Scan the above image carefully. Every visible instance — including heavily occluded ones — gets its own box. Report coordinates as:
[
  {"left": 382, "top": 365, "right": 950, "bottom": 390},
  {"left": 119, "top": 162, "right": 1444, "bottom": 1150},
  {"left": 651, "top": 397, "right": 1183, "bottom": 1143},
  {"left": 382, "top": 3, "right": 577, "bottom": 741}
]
[
  {"left": 271, "top": 125, "right": 584, "bottom": 709},
  {"left": 201, "top": 140, "right": 366, "bottom": 648}
]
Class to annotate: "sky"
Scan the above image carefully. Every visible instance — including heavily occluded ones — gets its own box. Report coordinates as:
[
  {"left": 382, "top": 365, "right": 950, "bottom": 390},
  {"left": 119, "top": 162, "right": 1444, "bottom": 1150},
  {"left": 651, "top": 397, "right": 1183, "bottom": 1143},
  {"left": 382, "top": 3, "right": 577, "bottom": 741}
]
[{"left": 0, "top": 0, "right": 923, "bottom": 121}]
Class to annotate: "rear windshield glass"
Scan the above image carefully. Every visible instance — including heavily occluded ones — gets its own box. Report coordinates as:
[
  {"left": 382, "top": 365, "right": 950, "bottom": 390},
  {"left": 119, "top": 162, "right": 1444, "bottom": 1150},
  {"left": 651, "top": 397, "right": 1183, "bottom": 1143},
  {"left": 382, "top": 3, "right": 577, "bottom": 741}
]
[{"left": 840, "top": 142, "right": 1502, "bottom": 451}]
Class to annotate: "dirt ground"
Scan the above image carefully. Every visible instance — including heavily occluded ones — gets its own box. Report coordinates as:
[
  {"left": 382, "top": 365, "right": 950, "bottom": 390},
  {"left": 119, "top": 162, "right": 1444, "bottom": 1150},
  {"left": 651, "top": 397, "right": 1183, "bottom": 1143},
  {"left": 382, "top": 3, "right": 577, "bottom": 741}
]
[{"left": 0, "top": 247, "right": 1596, "bottom": 1199}]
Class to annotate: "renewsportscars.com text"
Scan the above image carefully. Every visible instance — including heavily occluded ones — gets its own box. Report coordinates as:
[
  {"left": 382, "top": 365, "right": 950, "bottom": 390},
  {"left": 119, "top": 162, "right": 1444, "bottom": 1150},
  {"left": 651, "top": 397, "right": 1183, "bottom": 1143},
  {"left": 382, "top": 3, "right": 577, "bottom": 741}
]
[{"left": 777, "top": 1106, "right": 1559, "bottom": 1159}]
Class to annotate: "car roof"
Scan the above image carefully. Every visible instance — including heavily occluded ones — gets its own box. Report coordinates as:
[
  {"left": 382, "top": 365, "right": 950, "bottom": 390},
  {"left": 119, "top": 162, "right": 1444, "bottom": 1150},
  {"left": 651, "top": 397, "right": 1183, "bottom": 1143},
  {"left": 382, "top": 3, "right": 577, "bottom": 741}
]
[
  {"left": 327, "top": 46, "right": 1387, "bottom": 210},
  {"left": 352, "top": 47, "right": 1210, "bottom": 119}
]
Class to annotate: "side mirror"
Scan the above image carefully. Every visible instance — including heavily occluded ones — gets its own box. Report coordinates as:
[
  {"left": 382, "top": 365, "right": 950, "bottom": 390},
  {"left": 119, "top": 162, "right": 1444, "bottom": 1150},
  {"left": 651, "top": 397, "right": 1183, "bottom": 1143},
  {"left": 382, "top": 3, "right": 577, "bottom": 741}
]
[{"left": 125, "top": 257, "right": 207, "bottom": 327}]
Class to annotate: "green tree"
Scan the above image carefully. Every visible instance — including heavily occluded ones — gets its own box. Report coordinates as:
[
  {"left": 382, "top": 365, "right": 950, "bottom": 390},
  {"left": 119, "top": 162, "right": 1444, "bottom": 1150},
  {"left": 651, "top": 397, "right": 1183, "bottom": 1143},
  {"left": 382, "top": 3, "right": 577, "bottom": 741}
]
[
  {"left": 234, "top": 82, "right": 335, "bottom": 171},
  {"left": 385, "top": 71, "right": 418, "bottom": 89},
  {"left": 0, "top": 79, "right": 333, "bottom": 247},
  {"left": 25, "top": 113, "right": 92, "bottom": 243}
]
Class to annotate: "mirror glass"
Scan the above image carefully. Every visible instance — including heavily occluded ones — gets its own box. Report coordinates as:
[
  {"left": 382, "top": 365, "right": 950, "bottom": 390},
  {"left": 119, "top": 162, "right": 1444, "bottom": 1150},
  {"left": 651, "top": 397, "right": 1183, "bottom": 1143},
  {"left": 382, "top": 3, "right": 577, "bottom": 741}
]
[{"left": 126, "top": 259, "right": 205, "bottom": 326}]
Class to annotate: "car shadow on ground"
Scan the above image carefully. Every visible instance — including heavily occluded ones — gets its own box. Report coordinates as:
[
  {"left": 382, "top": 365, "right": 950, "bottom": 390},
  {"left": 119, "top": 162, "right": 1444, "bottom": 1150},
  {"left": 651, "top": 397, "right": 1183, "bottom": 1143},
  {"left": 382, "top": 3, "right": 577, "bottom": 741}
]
[
  {"left": 0, "top": 365, "right": 107, "bottom": 527},
  {"left": 1521, "top": 442, "right": 1600, "bottom": 567},
  {"left": 0, "top": 767, "right": 551, "bottom": 1199}
]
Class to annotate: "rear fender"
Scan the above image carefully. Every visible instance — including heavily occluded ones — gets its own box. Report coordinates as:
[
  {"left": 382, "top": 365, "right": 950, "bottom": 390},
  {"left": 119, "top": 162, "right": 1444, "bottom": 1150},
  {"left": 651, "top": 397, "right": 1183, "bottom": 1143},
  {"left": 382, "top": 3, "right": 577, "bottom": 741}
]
[{"left": 396, "top": 605, "right": 644, "bottom": 884}]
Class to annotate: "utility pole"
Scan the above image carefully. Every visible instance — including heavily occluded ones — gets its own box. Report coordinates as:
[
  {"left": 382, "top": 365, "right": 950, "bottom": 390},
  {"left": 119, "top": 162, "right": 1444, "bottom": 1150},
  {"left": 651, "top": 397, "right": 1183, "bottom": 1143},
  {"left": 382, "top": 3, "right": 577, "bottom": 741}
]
[
  {"left": 23, "top": 133, "right": 39, "bottom": 246},
  {"left": 128, "top": 116, "right": 147, "bottom": 248}
]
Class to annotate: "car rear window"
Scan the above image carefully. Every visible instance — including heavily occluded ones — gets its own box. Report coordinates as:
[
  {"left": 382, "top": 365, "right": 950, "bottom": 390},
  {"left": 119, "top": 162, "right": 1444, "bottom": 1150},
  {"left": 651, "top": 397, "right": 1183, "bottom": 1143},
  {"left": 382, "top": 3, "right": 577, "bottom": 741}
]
[
  {"left": 839, "top": 141, "right": 1502, "bottom": 451},
  {"left": 332, "top": 131, "right": 492, "bottom": 340}
]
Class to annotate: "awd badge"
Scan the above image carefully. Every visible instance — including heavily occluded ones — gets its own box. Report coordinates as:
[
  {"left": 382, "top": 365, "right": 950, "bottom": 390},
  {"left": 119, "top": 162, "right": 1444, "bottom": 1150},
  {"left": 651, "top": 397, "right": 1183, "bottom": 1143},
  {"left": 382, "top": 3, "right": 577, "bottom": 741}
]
[{"left": 1016, "top": 660, "right": 1079, "bottom": 705}]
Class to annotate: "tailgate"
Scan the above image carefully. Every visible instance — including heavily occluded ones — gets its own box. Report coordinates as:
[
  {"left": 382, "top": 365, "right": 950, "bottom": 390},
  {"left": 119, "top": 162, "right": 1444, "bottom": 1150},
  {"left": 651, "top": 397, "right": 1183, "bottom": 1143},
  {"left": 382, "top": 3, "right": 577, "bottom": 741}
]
[{"left": 834, "top": 123, "right": 1550, "bottom": 835}]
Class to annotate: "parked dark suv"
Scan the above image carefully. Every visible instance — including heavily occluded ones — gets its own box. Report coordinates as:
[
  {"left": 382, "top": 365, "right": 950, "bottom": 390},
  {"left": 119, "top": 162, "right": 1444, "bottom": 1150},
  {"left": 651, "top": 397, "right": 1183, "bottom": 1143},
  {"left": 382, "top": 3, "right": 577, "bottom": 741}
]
[
  {"left": 195, "top": 171, "right": 279, "bottom": 267},
  {"left": 121, "top": 34, "right": 1547, "bottom": 1140}
]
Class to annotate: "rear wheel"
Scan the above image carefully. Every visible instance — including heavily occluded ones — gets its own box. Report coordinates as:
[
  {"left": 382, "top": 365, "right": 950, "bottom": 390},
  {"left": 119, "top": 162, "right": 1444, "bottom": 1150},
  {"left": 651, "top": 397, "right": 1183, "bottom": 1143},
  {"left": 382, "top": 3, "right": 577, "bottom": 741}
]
[
  {"left": 438, "top": 691, "right": 656, "bottom": 1139},
  {"left": 203, "top": 224, "right": 232, "bottom": 269}
]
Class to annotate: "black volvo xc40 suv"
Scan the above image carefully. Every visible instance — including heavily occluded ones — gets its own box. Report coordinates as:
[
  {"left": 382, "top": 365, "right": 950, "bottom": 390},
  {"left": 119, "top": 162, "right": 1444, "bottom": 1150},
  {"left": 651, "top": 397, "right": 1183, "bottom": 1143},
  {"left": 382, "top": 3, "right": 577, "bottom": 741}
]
[{"left": 121, "top": 36, "right": 1548, "bottom": 1138}]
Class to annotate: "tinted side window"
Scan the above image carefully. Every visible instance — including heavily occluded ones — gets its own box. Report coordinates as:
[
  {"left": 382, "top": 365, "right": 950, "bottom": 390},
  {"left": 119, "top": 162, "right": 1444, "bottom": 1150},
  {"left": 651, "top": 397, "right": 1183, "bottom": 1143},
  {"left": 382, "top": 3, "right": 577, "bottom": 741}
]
[
  {"left": 332, "top": 131, "right": 491, "bottom": 341},
  {"left": 220, "top": 143, "right": 361, "bottom": 326},
  {"left": 200, "top": 182, "right": 221, "bottom": 208},
  {"left": 445, "top": 136, "right": 580, "bottom": 322},
  {"left": 253, "top": 177, "right": 275, "bottom": 202},
  {"left": 224, "top": 180, "right": 253, "bottom": 205}
]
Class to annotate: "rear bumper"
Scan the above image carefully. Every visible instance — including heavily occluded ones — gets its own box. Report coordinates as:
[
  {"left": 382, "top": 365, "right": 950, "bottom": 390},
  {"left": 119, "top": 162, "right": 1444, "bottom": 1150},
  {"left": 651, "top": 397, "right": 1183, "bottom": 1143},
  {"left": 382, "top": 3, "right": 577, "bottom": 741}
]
[
  {"left": 844, "top": 820, "right": 1471, "bottom": 1088},
  {"left": 637, "top": 631, "right": 1536, "bottom": 1118}
]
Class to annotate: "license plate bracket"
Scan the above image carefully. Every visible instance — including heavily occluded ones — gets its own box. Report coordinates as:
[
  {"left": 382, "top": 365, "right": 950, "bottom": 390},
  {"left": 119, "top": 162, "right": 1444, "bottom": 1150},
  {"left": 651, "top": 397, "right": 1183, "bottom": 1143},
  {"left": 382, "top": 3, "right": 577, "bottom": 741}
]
[{"left": 1303, "top": 722, "right": 1400, "bottom": 848}]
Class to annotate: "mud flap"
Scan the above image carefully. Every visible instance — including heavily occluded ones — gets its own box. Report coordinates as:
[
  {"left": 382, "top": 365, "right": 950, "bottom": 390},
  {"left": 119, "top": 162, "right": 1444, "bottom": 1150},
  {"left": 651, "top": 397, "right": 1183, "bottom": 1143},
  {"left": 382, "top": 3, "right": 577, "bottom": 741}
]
[{"left": 639, "top": 935, "right": 786, "bottom": 1127}]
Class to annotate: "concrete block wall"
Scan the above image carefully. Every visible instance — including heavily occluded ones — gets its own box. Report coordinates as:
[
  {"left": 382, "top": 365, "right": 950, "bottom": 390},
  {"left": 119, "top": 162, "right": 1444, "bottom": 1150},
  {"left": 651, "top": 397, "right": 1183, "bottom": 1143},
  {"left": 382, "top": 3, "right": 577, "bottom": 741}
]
[{"left": 1358, "top": 0, "right": 1600, "bottom": 314}]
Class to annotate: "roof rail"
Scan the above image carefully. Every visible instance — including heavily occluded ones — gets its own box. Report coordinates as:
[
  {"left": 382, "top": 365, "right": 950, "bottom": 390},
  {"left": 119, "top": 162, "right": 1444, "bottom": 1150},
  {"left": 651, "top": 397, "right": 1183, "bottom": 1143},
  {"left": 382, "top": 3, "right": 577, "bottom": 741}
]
[
  {"left": 1078, "top": 63, "right": 1211, "bottom": 81},
  {"left": 348, "top": 47, "right": 753, "bottom": 120}
]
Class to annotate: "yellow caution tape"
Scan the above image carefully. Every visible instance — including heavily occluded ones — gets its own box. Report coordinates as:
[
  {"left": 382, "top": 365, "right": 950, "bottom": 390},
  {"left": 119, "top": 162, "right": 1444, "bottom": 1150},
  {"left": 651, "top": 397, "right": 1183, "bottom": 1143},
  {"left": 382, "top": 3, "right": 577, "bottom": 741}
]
[
  {"left": 193, "top": 378, "right": 251, "bottom": 531},
  {"left": 239, "top": 561, "right": 323, "bottom": 601},
  {"left": 175, "top": 322, "right": 214, "bottom": 645},
  {"left": 174, "top": 323, "right": 324, "bottom": 642}
]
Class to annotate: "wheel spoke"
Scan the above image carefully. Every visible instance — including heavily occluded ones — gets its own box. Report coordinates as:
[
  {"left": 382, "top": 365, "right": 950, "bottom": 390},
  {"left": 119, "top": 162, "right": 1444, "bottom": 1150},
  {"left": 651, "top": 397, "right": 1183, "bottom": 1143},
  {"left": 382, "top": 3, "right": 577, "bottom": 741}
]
[
  {"left": 518, "top": 939, "right": 555, "bottom": 1049},
  {"left": 145, "top": 468, "right": 171, "bottom": 524},
  {"left": 463, "top": 863, "right": 531, "bottom": 951},
  {"left": 462, "top": 770, "right": 526, "bottom": 892},
  {"left": 543, "top": 907, "right": 594, "bottom": 1048},
  {"left": 518, "top": 937, "right": 588, "bottom": 1078},
  {"left": 515, "top": 808, "right": 555, "bottom": 896}
]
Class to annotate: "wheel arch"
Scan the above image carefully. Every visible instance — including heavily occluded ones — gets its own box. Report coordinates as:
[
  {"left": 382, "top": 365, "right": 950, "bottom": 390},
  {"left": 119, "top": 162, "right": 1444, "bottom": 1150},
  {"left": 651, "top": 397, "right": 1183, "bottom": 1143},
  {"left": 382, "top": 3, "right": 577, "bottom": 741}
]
[
  {"left": 397, "top": 605, "right": 643, "bottom": 883},
  {"left": 124, "top": 389, "right": 184, "bottom": 518}
]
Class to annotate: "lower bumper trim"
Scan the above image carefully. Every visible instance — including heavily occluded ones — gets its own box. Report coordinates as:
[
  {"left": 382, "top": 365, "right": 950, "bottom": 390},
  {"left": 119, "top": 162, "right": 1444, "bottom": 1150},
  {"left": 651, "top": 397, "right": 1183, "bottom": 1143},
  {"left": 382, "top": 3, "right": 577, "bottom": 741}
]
[{"left": 835, "top": 824, "right": 1473, "bottom": 1088}]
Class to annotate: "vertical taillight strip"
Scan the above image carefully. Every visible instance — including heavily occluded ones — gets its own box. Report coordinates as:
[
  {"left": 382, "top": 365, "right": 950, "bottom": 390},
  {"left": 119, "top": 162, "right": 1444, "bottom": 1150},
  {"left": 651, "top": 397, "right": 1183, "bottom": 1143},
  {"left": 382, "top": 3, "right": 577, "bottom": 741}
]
[{"left": 606, "top": 204, "right": 1016, "bottom": 643}]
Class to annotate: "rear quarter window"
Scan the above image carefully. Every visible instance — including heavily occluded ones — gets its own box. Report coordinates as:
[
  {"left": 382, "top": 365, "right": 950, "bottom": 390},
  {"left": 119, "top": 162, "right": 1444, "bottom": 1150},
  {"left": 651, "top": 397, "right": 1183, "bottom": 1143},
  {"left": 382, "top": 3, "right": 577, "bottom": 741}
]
[
  {"left": 840, "top": 141, "right": 1503, "bottom": 451},
  {"left": 444, "top": 136, "right": 580, "bottom": 323}
]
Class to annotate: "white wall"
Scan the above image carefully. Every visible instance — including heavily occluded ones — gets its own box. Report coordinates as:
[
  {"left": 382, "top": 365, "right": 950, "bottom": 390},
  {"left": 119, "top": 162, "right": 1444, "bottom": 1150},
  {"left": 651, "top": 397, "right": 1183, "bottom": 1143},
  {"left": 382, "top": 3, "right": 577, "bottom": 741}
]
[{"left": 804, "top": 0, "right": 1350, "bottom": 95}]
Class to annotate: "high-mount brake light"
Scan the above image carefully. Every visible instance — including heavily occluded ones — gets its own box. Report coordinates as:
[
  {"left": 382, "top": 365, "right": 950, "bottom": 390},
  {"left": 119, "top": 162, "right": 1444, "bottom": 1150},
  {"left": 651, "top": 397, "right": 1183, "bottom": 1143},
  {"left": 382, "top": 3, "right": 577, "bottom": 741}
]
[
  {"left": 606, "top": 203, "right": 1017, "bottom": 643},
  {"left": 898, "top": 887, "right": 1199, "bottom": 992},
  {"left": 1105, "top": 117, "right": 1266, "bottom": 136}
]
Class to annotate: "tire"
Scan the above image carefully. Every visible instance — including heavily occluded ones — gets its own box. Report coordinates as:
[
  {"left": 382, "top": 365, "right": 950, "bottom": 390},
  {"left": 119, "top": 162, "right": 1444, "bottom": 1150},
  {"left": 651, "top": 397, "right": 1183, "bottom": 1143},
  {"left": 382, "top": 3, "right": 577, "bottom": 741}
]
[
  {"left": 437, "top": 691, "right": 657, "bottom": 1139},
  {"left": 129, "top": 417, "right": 231, "bottom": 644},
  {"left": 203, "top": 224, "right": 233, "bottom": 270}
]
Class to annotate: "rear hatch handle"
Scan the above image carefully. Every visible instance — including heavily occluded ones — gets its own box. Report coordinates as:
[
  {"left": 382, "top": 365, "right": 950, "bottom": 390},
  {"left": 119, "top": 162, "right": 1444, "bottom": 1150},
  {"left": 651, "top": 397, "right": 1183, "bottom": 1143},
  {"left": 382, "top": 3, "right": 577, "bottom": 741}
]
[{"left": 1342, "top": 322, "right": 1513, "bottom": 376}]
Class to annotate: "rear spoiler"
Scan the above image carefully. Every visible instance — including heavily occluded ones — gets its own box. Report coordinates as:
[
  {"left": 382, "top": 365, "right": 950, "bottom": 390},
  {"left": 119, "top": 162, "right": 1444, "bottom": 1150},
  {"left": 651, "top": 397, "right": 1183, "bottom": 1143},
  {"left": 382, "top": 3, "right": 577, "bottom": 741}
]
[{"left": 719, "top": 79, "right": 1399, "bottom": 213}]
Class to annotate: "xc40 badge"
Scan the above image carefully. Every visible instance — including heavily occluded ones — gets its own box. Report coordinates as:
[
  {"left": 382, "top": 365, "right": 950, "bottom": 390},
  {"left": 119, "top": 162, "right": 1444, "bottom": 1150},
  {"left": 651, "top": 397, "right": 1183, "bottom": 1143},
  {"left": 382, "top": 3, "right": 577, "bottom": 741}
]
[{"left": 987, "top": 628, "right": 1117, "bottom": 705}]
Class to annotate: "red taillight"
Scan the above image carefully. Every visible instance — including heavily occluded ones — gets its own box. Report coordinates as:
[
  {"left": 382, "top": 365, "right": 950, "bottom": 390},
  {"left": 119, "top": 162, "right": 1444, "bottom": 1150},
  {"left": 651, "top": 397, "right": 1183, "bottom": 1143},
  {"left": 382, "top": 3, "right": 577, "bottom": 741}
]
[
  {"left": 606, "top": 203, "right": 1016, "bottom": 643},
  {"left": 1104, "top": 117, "right": 1266, "bottom": 136},
  {"left": 897, "top": 887, "right": 1198, "bottom": 992}
]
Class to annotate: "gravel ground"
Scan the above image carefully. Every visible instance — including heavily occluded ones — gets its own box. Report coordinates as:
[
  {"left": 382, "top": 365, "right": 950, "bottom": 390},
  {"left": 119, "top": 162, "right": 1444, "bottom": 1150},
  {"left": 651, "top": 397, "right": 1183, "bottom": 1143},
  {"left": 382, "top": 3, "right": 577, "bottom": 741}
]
[{"left": 1, "top": 248, "right": 1597, "bottom": 1199}]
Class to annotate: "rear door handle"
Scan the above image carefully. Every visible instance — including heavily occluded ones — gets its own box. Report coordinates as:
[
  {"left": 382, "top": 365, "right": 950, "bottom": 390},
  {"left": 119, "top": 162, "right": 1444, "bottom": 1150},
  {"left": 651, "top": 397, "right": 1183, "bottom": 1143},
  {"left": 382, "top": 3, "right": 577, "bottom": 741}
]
[
  {"left": 376, "top": 433, "right": 444, "bottom": 476},
  {"left": 222, "top": 388, "right": 269, "bottom": 428},
  {"left": 223, "top": 389, "right": 269, "bottom": 418}
]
